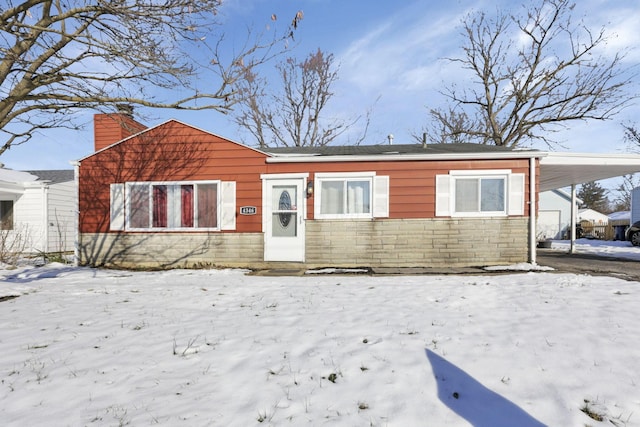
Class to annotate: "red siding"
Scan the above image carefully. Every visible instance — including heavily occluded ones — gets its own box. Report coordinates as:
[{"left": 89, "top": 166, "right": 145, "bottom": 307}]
[
  {"left": 266, "top": 158, "right": 533, "bottom": 219},
  {"left": 79, "top": 119, "right": 537, "bottom": 235},
  {"left": 79, "top": 120, "right": 268, "bottom": 233}
]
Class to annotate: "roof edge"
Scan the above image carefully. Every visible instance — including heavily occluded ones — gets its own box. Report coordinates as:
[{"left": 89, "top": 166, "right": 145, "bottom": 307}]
[
  {"left": 266, "top": 151, "right": 546, "bottom": 163},
  {"left": 541, "top": 152, "right": 640, "bottom": 164}
]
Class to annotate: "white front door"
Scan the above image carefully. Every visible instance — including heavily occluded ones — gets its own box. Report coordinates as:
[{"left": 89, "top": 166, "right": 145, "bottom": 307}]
[{"left": 263, "top": 178, "right": 305, "bottom": 262}]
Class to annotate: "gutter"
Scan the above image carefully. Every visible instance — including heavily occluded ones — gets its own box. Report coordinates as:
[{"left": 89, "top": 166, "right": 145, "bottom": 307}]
[{"left": 0, "top": 182, "right": 27, "bottom": 194}]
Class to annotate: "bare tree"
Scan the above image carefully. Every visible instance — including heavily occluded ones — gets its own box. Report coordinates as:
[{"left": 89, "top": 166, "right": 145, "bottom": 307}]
[
  {"left": 233, "top": 48, "right": 369, "bottom": 147},
  {"left": 607, "top": 123, "right": 640, "bottom": 210},
  {"left": 610, "top": 174, "right": 640, "bottom": 212},
  {"left": 0, "top": 0, "right": 303, "bottom": 156},
  {"left": 421, "top": 0, "right": 635, "bottom": 147},
  {"left": 623, "top": 122, "right": 640, "bottom": 151},
  {"left": 417, "top": 107, "right": 476, "bottom": 144}
]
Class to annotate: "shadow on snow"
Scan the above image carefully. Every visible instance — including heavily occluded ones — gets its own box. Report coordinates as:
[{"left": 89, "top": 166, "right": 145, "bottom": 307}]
[{"left": 426, "top": 349, "right": 547, "bottom": 427}]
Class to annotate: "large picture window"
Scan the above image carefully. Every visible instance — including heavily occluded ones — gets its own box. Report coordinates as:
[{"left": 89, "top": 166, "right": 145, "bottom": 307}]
[{"left": 126, "top": 181, "right": 219, "bottom": 230}]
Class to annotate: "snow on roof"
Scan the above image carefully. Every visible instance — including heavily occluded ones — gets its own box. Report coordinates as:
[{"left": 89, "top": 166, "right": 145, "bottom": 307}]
[
  {"left": 0, "top": 168, "right": 38, "bottom": 184},
  {"left": 608, "top": 211, "right": 630, "bottom": 221}
]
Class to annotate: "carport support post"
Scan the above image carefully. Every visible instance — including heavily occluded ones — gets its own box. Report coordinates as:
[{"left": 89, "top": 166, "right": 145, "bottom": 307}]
[{"left": 570, "top": 184, "right": 577, "bottom": 254}]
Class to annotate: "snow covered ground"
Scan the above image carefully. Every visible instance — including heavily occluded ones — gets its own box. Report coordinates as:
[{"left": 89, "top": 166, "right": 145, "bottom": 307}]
[
  {"left": 1, "top": 242, "right": 639, "bottom": 426},
  {"left": 549, "top": 238, "right": 640, "bottom": 261}
]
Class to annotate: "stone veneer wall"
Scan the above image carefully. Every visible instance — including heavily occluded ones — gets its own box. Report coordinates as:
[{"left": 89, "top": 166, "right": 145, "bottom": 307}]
[
  {"left": 79, "top": 217, "right": 529, "bottom": 269},
  {"left": 306, "top": 217, "right": 530, "bottom": 268},
  {"left": 78, "top": 232, "right": 264, "bottom": 269}
]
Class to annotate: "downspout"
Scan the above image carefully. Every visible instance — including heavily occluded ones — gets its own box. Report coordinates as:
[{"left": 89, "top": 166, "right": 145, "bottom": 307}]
[
  {"left": 529, "top": 157, "right": 537, "bottom": 264},
  {"left": 72, "top": 161, "right": 80, "bottom": 266},
  {"left": 570, "top": 184, "right": 577, "bottom": 254}
]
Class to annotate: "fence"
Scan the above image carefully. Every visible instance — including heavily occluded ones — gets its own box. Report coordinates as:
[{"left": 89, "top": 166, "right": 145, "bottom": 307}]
[
  {"left": 580, "top": 223, "right": 613, "bottom": 240},
  {"left": 577, "top": 221, "right": 629, "bottom": 240}
]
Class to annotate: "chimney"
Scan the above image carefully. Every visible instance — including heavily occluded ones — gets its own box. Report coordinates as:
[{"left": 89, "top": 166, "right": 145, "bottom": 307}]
[{"left": 93, "top": 106, "right": 147, "bottom": 152}]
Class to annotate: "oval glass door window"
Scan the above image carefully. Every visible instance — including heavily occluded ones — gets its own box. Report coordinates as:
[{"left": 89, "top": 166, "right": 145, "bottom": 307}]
[{"left": 279, "top": 190, "right": 292, "bottom": 227}]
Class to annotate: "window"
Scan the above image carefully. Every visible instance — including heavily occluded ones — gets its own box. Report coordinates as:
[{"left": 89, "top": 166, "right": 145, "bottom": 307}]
[
  {"left": 314, "top": 173, "right": 389, "bottom": 219},
  {"left": 454, "top": 177, "right": 505, "bottom": 213},
  {"left": 125, "top": 181, "right": 220, "bottom": 230},
  {"left": 0, "top": 200, "right": 13, "bottom": 230},
  {"left": 436, "top": 171, "right": 525, "bottom": 217}
]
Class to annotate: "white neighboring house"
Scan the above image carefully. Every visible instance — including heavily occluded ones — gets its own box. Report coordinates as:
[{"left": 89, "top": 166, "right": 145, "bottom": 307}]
[
  {"left": 0, "top": 167, "right": 76, "bottom": 254},
  {"left": 538, "top": 189, "right": 583, "bottom": 240},
  {"left": 578, "top": 208, "right": 609, "bottom": 225}
]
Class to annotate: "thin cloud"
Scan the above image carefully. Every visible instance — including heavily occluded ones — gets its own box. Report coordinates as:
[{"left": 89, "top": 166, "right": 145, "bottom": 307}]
[{"left": 338, "top": 5, "right": 473, "bottom": 95}]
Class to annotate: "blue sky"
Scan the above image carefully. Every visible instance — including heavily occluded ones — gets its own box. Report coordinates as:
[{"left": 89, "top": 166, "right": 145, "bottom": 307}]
[{"left": 2, "top": 0, "right": 639, "bottom": 171}]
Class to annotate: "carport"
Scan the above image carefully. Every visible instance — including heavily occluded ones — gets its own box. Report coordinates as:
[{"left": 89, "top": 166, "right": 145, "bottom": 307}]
[{"left": 536, "top": 152, "right": 640, "bottom": 260}]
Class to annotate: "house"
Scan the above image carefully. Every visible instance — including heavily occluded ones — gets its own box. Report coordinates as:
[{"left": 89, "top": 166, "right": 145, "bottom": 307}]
[
  {"left": 75, "top": 113, "right": 640, "bottom": 270},
  {"left": 608, "top": 211, "right": 630, "bottom": 240},
  {"left": 578, "top": 208, "right": 609, "bottom": 225},
  {"left": 0, "top": 167, "right": 75, "bottom": 255},
  {"left": 538, "top": 189, "right": 582, "bottom": 240},
  {"left": 608, "top": 210, "right": 630, "bottom": 224}
]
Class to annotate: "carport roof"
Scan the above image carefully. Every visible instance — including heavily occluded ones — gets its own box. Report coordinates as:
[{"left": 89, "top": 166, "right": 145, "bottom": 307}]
[{"left": 539, "top": 152, "right": 640, "bottom": 192}]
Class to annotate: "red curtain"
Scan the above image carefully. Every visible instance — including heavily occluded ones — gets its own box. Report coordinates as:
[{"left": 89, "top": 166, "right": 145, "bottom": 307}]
[
  {"left": 181, "top": 185, "right": 194, "bottom": 227},
  {"left": 152, "top": 185, "right": 167, "bottom": 227}
]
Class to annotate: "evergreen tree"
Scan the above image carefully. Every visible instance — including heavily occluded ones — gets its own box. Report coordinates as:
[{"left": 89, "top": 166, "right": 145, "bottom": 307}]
[{"left": 577, "top": 181, "right": 610, "bottom": 213}]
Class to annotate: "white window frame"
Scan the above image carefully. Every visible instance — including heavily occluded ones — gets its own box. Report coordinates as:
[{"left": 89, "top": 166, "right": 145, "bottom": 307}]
[
  {"left": 314, "top": 172, "right": 375, "bottom": 220},
  {"left": 437, "top": 170, "right": 524, "bottom": 218},
  {"left": 124, "top": 180, "right": 222, "bottom": 231}
]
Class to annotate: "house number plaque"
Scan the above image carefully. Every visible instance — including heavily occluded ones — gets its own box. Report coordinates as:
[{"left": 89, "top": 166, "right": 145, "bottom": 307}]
[{"left": 240, "top": 206, "right": 257, "bottom": 215}]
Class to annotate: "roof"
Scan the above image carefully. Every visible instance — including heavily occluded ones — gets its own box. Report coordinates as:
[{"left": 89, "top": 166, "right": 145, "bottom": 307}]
[
  {"left": 0, "top": 168, "right": 38, "bottom": 183},
  {"left": 269, "top": 145, "right": 640, "bottom": 190},
  {"left": 265, "top": 143, "right": 529, "bottom": 157},
  {"left": 265, "top": 143, "right": 542, "bottom": 163},
  {"left": 539, "top": 153, "right": 640, "bottom": 192},
  {"left": 77, "top": 119, "right": 270, "bottom": 163},
  {"left": 76, "top": 114, "right": 640, "bottom": 191},
  {"left": 609, "top": 211, "right": 630, "bottom": 221},
  {"left": 26, "top": 170, "right": 74, "bottom": 184}
]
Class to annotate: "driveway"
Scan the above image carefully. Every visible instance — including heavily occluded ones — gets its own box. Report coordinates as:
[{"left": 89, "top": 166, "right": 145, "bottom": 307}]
[{"left": 537, "top": 249, "right": 640, "bottom": 281}]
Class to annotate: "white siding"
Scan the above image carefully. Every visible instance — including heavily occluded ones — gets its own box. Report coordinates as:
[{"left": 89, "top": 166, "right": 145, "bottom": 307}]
[
  {"left": 13, "top": 186, "right": 46, "bottom": 253},
  {"left": 46, "top": 181, "right": 76, "bottom": 252},
  {"left": 1, "top": 180, "right": 76, "bottom": 254},
  {"left": 538, "top": 189, "right": 578, "bottom": 239}
]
